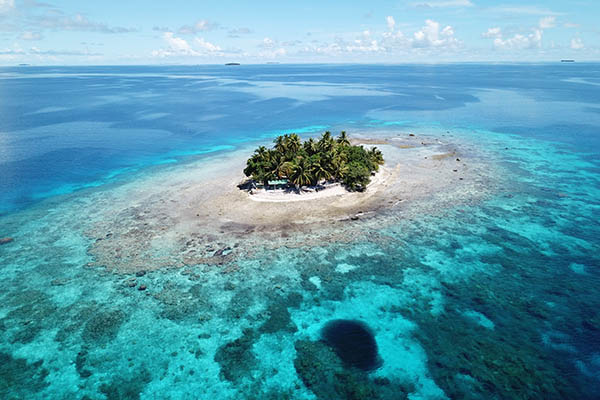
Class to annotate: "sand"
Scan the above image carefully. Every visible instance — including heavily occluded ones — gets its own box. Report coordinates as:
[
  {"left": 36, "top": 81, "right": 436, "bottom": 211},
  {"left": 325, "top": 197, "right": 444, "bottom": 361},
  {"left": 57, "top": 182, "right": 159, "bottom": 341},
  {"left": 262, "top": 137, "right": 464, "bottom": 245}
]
[{"left": 85, "top": 132, "right": 497, "bottom": 273}]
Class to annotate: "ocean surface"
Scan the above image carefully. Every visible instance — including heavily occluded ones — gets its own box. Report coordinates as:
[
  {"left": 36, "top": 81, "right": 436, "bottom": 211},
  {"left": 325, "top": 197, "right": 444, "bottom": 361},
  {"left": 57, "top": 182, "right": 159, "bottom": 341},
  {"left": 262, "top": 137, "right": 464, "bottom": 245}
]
[{"left": 0, "top": 64, "right": 599, "bottom": 399}]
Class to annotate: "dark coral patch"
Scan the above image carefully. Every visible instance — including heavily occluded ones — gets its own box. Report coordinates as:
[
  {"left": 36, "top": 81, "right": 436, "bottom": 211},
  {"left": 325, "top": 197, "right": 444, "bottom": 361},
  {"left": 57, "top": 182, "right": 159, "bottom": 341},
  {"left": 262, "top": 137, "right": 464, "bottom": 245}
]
[
  {"left": 0, "top": 352, "right": 49, "bottom": 398},
  {"left": 294, "top": 340, "right": 412, "bottom": 400},
  {"left": 82, "top": 309, "right": 126, "bottom": 344},
  {"left": 99, "top": 368, "right": 151, "bottom": 400},
  {"left": 214, "top": 329, "right": 257, "bottom": 383}
]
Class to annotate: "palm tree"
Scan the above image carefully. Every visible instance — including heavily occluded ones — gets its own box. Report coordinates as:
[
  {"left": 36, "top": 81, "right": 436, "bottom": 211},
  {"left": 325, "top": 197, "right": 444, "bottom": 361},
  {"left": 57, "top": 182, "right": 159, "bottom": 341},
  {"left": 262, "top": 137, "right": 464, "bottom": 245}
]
[
  {"left": 369, "top": 147, "right": 384, "bottom": 166},
  {"left": 310, "top": 156, "right": 332, "bottom": 185},
  {"left": 287, "top": 133, "right": 302, "bottom": 154},
  {"left": 304, "top": 138, "right": 318, "bottom": 155},
  {"left": 289, "top": 157, "right": 312, "bottom": 189},
  {"left": 318, "top": 131, "right": 335, "bottom": 153},
  {"left": 244, "top": 146, "right": 268, "bottom": 177},
  {"left": 256, "top": 145, "right": 268, "bottom": 157},
  {"left": 244, "top": 130, "right": 383, "bottom": 192},
  {"left": 276, "top": 160, "right": 295, "bottom": 179},
  {"left": 274, "top": 135, "right": 287, "bottom": 154},
  {"left": 337, "top": 131, "right": 350, "bottom": 146},
  {"left": 331, "top": 154, "right": 349, "bottom": 180}
]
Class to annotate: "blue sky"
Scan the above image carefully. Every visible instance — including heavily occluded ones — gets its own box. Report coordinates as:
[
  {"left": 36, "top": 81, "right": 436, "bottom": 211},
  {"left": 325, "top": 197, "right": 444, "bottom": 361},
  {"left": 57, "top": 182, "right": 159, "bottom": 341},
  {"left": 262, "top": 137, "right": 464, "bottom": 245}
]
[{"left": 0, "top": 0, "right": 597, "bottom": 64}]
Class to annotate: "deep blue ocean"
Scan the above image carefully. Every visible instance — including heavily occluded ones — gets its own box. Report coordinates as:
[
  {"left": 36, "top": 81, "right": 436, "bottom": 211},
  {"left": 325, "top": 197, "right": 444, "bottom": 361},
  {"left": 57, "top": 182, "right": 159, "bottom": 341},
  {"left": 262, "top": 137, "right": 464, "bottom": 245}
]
[{"left": 1, "top": 64, "right": 599, "bottom": 399}]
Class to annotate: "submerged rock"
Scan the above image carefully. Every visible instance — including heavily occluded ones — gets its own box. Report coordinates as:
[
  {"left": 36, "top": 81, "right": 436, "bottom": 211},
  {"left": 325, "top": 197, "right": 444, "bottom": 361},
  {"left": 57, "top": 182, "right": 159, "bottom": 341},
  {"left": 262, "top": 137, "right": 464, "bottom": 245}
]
[
  {"left": 75, "top": 349, "right": 92, "bottom": 378},
  {"left": 0, "top": 237, "right": 14, "bottom": 245},
  {"left": 294, "top": 339, "right": 374, "bottom": 399},
  {"left": 82, "top": 310, "right": 126, "bottom": 344},
  {"left": 294, "top": 340, "right": 409, "bottom": 400},
  {"left": 0, "top": 352, "right": 49, "bottom": 397},
  {"left": 99, "top": 368, "right": 151, "bottom": 400},
  {"left": 213, "top": 247, "right": 232, "bottom": 257},
  {"left": 259, "top": 300, "right": 298, "bottom": 334},
  {"left": 214, "top": 329, "right": 257, "bottom": 383}
]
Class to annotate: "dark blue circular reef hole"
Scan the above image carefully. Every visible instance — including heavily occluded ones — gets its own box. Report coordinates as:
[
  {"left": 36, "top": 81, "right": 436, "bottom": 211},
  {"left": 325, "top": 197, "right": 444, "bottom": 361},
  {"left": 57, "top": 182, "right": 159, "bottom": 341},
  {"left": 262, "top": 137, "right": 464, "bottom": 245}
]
[{"left": 321, "top": 319, "right": 383, "bottom": 371}]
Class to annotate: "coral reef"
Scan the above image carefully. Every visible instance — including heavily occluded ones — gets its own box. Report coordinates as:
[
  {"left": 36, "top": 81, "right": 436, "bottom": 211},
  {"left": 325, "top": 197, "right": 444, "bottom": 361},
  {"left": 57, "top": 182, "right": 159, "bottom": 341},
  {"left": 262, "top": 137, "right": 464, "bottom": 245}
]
[
  {"left": 0, "top": 352, "right": 49, "bottom": 399},
  {"left": 82, "top": 309, "right": 127, "bottom": 344},
  {"left": 293, "top": 340, "right": 412, "bottom": 400},
  {"left": 214, "top": 329, "right": 257, "bottom": 383}
]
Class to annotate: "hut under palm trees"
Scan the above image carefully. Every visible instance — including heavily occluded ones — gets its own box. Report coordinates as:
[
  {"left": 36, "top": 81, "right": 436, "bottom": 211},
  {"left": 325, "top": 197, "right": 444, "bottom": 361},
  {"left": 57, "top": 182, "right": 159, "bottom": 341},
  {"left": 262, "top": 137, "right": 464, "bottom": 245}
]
[{"left": 243, "top": 131, "right": 384, "bottom": 192}]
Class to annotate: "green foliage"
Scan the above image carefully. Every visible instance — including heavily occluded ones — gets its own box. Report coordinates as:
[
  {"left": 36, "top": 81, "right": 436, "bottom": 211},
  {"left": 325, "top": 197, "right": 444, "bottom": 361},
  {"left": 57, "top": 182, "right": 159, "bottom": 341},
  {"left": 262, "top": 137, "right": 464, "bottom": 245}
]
[
  {"left": 342, "top": 161, "right": 371, "bottom": 192},
  {"left": 244, "top": 132, "right": 384, "bottom": 191}
]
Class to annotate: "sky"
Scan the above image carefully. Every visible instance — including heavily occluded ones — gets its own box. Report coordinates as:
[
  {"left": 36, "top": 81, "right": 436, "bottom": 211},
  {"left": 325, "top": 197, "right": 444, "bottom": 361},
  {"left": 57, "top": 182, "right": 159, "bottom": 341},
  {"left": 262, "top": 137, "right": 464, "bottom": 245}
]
[{"left": 0, "top": 0, "right": 597, "bottom": 65}]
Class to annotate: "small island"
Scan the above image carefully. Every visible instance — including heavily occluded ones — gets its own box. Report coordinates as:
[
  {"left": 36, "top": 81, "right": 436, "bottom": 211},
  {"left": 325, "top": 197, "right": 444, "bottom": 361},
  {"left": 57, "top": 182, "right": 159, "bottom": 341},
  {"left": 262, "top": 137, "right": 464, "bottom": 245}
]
[
  {"left": 242, "top": 131, "right": 384, "bottom": 193},
  {"left": 88, "top": 129, "right": 488, "bottom": 273}
]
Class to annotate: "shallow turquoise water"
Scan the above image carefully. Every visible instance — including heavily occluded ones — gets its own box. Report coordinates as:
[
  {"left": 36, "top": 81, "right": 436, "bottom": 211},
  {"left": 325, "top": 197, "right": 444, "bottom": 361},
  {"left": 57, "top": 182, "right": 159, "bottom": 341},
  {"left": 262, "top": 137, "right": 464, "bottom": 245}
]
[{"left": 1, "top": 65, "right": 599, "bottom": 399}]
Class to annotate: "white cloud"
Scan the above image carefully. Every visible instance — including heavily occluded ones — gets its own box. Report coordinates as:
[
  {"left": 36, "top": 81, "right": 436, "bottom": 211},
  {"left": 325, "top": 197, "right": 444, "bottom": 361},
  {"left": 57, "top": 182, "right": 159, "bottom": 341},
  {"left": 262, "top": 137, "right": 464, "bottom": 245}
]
[
  {"left": 164, "top": 32, "right": 195, "bottom": 54},
  {"left": 282, "top": 40, "right": 302, "bottom": 47},
  {"left": 307, "top": 18, "right": 460, "bottom": 57},
  {"left": 178, "top": 20, "right": 218, "bottom": 35},
  {"left": 260, "top": 37, "right": 277, "bottom": 49},
  {"left": 412, "top": 0, "right": 473, "bottom": 8},
  {"left": 0, "top": 44, "right": 24, "bottom": 56},
  {"left": 153, "top": 32, "right": 222, "bottom": 57},
  {"left": 0, "top": 0, "right": 14, "bottom": 13},
  {"left": 489, "top": 6, "right": 563, "bottom": 16},
  {"left": 490, "top": 28, "right": 543, "bottom": 50},
  {"left": 482, "top": 27, "right": 501, "bottom": 38},
  {"left": 0, "top": 44, "right": 101, "bottom": 58},
  {"left": 383, "top": 18, "right": 461, "bottom": 51},
  {"left": 382, "top": 16, "right": 406, "bottom": 48},
  {"left": 539, "top": 16, "right": 556, "bottom": 29},
  {"left": 570, "top": 38, "right": 584, "bottom": 50},
  {"left": 20, "top": 31, "right": 43, "bottom": 40},
  {"left": 35, "top": 12, "right": 135, "bottom": 33},
  {"left": 386, "top": 16, "right": 396, "bottom": 31},
  {"left": 195, "top": 37, "right": 221, "bottom": 52},
  {"left": 259, "top": 47, "right": 286, "bottom": 59},
  {"left": 228, "top": 27, "right": 252, "bottom": 38},
  {"left": 301, "top": 33, "right": 382, "bottom": 57},
  {"left": 28, "top": 47, "right": 101, "bottom": 56},
  {"left": 345, "top": 30, "right": 383, "bottom": 52},
  {"left": 258, "top": 37, "right": 287, "bottom": 58},
  {"left": 564, "top": 22, "right": 580, "bottom": 28},
  {"left": 483, "top": 16, "right": 559, "bottom": 51},
  {"left": 412, "top": 19, "right": 459, "bottom": 48}
]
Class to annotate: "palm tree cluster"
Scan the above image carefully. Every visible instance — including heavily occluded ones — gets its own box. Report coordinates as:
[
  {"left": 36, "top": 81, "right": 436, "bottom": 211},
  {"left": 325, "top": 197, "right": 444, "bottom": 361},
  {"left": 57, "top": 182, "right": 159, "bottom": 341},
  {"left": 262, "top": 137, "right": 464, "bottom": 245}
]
[{"left": 243, "top": 131, "right": 384, "bottom": 192}]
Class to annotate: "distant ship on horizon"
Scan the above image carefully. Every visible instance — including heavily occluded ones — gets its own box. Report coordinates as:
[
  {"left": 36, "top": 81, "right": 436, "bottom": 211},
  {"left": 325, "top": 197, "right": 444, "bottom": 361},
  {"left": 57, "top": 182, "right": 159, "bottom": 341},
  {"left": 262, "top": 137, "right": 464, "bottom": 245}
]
[{"left": 561, "top": 59, "right": 575, "bottom": 63}]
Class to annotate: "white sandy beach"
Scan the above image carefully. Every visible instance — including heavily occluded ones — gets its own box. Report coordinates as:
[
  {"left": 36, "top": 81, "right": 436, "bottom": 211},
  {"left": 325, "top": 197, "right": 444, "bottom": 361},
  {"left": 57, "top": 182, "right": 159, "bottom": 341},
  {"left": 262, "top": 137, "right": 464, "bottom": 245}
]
[{"left": 247, "top": 165, "right": 392, "bottom": 203}]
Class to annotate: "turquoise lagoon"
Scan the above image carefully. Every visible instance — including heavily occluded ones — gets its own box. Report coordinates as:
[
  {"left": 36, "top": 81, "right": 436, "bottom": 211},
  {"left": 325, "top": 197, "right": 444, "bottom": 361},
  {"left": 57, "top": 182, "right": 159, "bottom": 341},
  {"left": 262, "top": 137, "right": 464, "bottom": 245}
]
[{"left": 0, "top": 64, "right": 599, "bottom": 399}]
